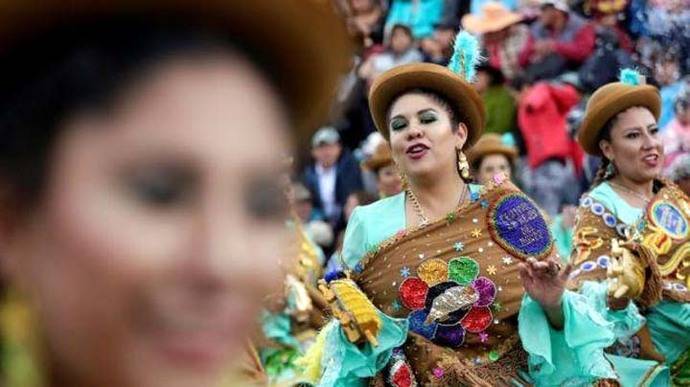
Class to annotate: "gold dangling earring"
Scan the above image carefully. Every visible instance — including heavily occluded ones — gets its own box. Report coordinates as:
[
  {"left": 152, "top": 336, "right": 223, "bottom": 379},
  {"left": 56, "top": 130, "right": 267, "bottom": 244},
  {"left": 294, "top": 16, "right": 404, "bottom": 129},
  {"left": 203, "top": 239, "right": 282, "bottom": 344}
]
[{"left": 457, "top": 148, "right": 471, "bottom": 181}]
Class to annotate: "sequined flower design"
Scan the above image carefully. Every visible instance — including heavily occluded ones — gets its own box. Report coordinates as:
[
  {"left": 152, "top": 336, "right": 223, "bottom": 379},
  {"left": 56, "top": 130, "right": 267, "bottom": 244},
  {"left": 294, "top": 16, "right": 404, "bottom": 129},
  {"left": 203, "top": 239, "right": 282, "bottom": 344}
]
[{"left": 398, "top": 257, "right": 496, "bottom": 347}]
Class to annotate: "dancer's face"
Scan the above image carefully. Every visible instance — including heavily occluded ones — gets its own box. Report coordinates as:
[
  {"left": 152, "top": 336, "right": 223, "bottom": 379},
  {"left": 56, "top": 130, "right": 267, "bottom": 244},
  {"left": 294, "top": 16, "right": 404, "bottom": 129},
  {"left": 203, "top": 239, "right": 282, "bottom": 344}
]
[
  {"left": 477, "top": 153, "right": 512, "bottom": 184},
  {"left": 387, "top": 92, "right": 467, "bottom": 181},
  {"left": 377, "top": 164, "right": 403, "bottom": 197},
  {"left": 599, "top": 106, "right": 663, "bottom": 184},
  {"left": 0, "top": 54, "right": 290, "bottom": 387}
]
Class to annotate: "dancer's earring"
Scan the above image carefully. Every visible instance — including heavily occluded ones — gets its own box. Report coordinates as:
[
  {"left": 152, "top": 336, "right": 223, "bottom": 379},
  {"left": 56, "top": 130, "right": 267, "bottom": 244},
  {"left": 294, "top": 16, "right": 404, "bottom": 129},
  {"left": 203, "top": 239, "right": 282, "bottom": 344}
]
[{"left": 457, "top": 148, "right": 471, "bottom": 181}]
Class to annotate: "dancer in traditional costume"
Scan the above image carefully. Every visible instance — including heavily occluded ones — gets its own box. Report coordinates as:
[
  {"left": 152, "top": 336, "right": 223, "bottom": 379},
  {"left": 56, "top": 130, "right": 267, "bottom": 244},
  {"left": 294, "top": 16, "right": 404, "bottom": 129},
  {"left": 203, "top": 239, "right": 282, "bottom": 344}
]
[
  {"left": 300, "top": 32, "right": 631, "bottom": 387},
  {"left": 571, "top": 69, "right": 689, "bottom": 385}
]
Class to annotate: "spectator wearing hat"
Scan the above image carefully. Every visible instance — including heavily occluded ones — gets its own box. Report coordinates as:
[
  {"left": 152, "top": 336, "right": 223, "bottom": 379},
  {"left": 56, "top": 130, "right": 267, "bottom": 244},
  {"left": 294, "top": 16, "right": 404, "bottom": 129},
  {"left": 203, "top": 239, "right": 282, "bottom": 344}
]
[
  {"left": 363, "top": 141, "right": 403, "bottom": 198},
  {"left": 519, "top": 0, "right": 595, "bottom": 80},
  {"left": 466, "top": 133, "right": 518, "bottom": 184},
  {"left": 584, "top": 0, "right": 634, "bottom": 52},
  {"left": 384, "top": 0, "right": 445, "bottom": 39},
  {"left": 302, "top": 127, "right": 364, "bottom": 233},
  {"left": 358, "top": 24, "right": 423, "bottom": 86},
  {"left": 462, "top": 1, "right": 529, "bottom": 81}
]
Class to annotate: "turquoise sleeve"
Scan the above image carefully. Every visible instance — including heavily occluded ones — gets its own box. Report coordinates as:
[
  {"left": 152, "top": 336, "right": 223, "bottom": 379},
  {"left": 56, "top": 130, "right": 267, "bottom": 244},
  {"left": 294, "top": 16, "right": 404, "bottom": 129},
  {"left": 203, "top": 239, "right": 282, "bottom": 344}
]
[
  {"left": 520, "top": 281, "right": 670, "bottom": 386},
  {"left": 316, "top": 313, "right": 409, "bottom": 387},
  {"left": 519, "top": 289, "right": 620, "bottom": 385},
  {"left": 341, "top": 207, "right": 367, "bottom": 271}
]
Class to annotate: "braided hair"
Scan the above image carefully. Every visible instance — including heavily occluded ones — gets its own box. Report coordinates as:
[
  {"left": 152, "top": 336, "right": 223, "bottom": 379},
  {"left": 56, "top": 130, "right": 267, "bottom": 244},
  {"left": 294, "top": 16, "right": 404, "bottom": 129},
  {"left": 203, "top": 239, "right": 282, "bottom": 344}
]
[{"left": 590, "top": 117, "right": 616, "bottom": 187}]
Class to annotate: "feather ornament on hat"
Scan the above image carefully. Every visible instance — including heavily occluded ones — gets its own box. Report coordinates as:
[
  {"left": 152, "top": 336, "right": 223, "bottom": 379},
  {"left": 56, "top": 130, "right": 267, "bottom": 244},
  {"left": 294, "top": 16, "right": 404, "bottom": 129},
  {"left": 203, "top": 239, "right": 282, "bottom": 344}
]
[
  {"left": 447, "top": 31, "right": 484, "bottom": 82},
  {"left": 619, "top": 68, "right": 644, "bottom": 86}
]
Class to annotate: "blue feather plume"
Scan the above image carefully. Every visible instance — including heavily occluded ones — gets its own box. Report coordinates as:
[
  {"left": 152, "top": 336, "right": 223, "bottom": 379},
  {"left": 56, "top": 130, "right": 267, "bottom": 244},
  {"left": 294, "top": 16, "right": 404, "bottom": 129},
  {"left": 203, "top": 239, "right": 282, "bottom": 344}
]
[
  {"left": 448, "top": 30, "right": 483, "bottom": 82},
  {"left": 619, "top": 68, "right": 641, "bottom": 86}
]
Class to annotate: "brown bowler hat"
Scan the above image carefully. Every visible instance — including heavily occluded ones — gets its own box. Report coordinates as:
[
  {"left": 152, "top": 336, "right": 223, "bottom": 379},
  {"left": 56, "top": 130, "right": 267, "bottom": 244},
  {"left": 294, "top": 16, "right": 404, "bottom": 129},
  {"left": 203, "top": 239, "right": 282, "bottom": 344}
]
[
  {"left": 467, "top": 133, "right": 518, "bottom": 168},
  {"left": 0, "top": 0, "right": 352, "bottom": 145},
  {"left": 578, "top": 81, "right": 661, "bottom": 155},
  {"left": 368, "top": 63, "right": 486, "bottom": 148},
  {"left": 462, "top": 2, "right": 523, "bottom": 35}
]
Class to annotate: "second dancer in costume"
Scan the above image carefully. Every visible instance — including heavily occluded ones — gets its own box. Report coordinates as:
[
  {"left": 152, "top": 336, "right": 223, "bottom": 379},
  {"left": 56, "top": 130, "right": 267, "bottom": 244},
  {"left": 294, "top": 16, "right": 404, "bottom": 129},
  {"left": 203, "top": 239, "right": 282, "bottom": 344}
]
[{"left": 572, "top": 69, "right": 689, "bottom": 385}]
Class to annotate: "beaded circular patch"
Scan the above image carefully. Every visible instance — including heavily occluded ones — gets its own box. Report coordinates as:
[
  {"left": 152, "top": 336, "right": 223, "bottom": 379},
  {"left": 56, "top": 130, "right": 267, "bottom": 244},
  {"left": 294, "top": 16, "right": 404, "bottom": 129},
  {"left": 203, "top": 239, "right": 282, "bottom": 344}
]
[
  {"left": 580, "top": 196, "right": 593, "bottom": 208},
  {"left": 448, "top": 257, "right": 479, "bottom": 285},
  {"left": 461, "top": 307, "right": 493, "bottom": 333},
  {"left": 487, "top": 193, "right": 553, "bottom": 260},
  {"left": 399, "top": 277, "right": 428, "bottom": 310},
  {"left": 417, "top": 258, "right": 448, "bottom": 286},
  {"left": 591, "top": 203, "right": 606, "bottom": 216},
  {"left": 603, "top": 213, "right": 617, "bottom": 228},
  {"left": 649, "top": 201, "right": 689, "bottom": 240}
]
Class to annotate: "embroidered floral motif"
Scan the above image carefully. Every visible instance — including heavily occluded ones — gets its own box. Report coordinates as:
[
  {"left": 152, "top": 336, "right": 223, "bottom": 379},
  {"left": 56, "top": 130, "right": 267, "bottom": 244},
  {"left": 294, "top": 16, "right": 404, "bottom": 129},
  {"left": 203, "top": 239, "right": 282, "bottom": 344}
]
[
  {"left": 397, "top": 257, "right": 496, "bottom": 347},
  {"left": 453, "top": 241, "right": 465, "bottom": 252}
]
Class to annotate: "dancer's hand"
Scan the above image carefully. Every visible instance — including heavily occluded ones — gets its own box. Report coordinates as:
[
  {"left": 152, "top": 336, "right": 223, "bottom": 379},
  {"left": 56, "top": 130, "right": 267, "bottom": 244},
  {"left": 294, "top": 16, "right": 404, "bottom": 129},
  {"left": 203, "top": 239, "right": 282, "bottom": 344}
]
[{"left": 519, "top": 256, "right": 573, "bottom": 329}]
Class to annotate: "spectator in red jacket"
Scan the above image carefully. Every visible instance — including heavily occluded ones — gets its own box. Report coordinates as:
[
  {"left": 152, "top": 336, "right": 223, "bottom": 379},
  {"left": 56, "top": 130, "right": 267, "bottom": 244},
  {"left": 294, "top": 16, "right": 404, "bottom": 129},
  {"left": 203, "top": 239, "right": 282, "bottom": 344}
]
[
  {"left": 519, "top": 0, "right": 595, "bottom": 80},
  {"left": 517, "top": 79, "right": 582, "bottom": 215}
]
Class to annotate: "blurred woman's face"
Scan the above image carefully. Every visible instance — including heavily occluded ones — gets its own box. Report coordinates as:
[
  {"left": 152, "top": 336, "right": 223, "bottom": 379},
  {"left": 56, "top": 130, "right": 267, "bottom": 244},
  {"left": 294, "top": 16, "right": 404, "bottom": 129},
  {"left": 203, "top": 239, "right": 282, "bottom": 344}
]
[
  {"left": 376, "top": 164, "right": 403, "bottom": 197},
  {"left": 388, "top": 93, "right": 466, "bottom": 182},
  {"left": 1, "top": 54, "right": 290, "bottom": 387},
  {"left": 600, "top": 106, "right": 663, "bottom": 184},
  {"left": 477, "top": 154, "right": 512, "bottom": 184}
]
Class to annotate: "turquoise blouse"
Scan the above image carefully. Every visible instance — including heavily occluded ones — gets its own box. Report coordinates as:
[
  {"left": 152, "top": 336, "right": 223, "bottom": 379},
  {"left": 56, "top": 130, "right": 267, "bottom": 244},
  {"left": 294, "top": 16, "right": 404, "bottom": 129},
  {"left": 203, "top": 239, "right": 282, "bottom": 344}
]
[
  {"left": 590, "top": 182, "right": 690, "bottom": 367},
  {"left": 313, "top": 188, "right": 660, "bottom": 386}
]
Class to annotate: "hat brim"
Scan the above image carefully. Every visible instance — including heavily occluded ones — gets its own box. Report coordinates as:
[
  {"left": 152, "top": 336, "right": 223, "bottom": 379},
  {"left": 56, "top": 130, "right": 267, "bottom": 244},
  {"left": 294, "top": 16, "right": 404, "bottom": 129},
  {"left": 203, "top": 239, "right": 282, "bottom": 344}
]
[
  {"left": 0, "top": 0, "right": 352, "bottom": 146},
  {"left": 368, "top": 63, "right": 486, "bottom": 149},
  {"left": 578, "top": 84, "right": 661, "bottom": 155},
  {"left": 461, "top": 13, "right": 523, "bottom": 34},
  {"left": 467, "top": 143, "right": 518, "bottom": 167}
]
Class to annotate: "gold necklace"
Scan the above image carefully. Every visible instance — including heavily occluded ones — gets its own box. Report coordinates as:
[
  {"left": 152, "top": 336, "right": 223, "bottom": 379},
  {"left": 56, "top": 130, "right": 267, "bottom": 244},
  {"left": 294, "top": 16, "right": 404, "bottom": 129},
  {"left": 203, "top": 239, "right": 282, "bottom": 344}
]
[
  {"left": 407, "top": 184, "right": 468, "bottom": 226},
  {"left": 608, "top": 181, "right": 652, "bottom": 204}
]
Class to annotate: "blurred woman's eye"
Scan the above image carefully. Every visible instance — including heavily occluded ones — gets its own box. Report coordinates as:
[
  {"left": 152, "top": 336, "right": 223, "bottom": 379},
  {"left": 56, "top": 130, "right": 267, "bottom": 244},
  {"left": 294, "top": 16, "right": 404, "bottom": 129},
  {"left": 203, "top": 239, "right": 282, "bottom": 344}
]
[
  {"left": 649, "top": 126, "right": 660, "bottom": 135},
  {"left": 419, "top": 112, "right": 437, "bottom": 124},
  {"left": 625, "top": 131, "right": 640, "bottom": 139},
  {"left": 246, "top": 178, "right": 288, "bottom": 220},
  {"left": 390, "top": 117, "right": 408, "bottom": 131},
  {"left": 125, "top": 167, "right": 195, "bottom": 208}
]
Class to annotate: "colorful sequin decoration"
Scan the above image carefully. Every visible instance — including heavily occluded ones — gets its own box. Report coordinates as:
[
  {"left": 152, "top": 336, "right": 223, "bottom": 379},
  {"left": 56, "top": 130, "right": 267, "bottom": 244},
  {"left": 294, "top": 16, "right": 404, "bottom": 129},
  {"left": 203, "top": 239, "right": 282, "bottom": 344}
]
[
  {"left": 649, "top": 201, "right": 689, "bottom": 240},
  {"left": 388, "top": 349, "right": 418, "bottom": 387},
  {"left": 397, "top": 257, "right": 497, "bottom": 347},
  {"left": 487, "top": 193, "right": 553, "bottom": 260}
]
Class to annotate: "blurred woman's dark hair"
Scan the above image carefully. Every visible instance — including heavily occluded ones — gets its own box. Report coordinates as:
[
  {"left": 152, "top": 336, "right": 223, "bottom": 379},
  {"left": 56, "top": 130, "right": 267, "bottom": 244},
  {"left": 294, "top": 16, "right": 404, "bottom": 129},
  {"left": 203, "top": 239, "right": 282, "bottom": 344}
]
[{"left": 0, "top": 17, "right": 275, "bottom": 209}]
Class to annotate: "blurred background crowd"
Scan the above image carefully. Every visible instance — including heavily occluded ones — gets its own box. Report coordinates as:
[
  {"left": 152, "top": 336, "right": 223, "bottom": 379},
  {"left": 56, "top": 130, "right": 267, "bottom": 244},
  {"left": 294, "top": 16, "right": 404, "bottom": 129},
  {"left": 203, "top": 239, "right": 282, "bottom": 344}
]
[{"left": 291, "top": 0, "right": 690, "bottom": 265}]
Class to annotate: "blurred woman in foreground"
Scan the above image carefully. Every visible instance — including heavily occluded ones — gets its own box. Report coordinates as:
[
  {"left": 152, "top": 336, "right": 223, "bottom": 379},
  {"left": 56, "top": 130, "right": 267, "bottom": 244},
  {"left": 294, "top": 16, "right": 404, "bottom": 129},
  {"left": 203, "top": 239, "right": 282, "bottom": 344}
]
[{"left": 0, "top": 1, "right": 350, "bottom": 386}]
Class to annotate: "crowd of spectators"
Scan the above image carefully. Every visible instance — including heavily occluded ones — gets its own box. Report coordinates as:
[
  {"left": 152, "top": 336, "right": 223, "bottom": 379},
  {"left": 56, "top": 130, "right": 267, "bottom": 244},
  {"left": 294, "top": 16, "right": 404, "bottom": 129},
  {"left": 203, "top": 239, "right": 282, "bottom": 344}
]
[{"left": 294, "top": 0, "right": 690, "bottom": 261}]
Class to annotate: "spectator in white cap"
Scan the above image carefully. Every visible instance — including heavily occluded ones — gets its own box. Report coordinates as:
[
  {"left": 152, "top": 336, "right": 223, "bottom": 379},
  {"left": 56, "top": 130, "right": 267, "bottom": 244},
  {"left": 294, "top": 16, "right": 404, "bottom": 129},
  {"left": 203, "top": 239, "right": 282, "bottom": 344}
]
[
  {"left": 518, "top": 0, "right": 596, "bottom": 80},
  {"left": 302, "top": 127, "right": 364, "bottom": 237}
]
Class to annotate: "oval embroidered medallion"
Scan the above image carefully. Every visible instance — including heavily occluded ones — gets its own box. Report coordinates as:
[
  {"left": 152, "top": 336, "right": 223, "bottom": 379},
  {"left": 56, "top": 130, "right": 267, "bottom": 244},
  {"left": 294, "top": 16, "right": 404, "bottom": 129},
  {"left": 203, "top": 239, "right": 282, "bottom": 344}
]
[{"left": 487, "top": 193, "right": 553, "bottom": 260}]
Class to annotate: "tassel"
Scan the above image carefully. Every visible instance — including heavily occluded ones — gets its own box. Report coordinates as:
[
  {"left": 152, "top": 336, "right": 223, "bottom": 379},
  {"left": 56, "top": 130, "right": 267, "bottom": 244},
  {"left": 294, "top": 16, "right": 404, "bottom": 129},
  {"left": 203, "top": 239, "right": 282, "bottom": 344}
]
[
  {"left": 295, "top": 321, "right": 334, "bottom": 383},
  {"left": 447, "top": 31, "right": 483, "bottom": 82}
]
